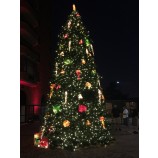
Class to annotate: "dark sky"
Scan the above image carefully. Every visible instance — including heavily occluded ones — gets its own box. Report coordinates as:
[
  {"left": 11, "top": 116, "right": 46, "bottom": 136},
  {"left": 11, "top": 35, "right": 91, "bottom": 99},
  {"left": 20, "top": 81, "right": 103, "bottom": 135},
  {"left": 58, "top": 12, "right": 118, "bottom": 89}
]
[{"left": 49, "top": 0, "right": 139, "bottom": 98}]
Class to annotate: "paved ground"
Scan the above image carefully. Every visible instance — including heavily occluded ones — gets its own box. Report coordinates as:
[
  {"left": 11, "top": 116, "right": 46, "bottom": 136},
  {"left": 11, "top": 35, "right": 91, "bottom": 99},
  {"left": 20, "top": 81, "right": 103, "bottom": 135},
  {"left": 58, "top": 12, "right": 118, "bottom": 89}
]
[{"left": 20, "top": 121, "right": 139, "bottom": 158}]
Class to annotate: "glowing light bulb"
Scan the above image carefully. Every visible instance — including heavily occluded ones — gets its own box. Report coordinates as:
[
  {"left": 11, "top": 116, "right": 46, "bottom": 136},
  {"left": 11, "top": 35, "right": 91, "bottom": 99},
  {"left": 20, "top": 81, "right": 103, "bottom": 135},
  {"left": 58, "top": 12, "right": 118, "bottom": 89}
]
[{"left": 73, "top": 4, "right": 76, "bottom": 11}]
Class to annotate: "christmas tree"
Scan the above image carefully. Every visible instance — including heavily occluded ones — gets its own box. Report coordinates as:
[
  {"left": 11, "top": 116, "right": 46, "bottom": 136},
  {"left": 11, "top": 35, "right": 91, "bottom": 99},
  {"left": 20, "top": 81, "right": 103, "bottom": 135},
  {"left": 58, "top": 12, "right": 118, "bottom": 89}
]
[{"left": 34, "top": 4, "right": 113, "bottom": 151}]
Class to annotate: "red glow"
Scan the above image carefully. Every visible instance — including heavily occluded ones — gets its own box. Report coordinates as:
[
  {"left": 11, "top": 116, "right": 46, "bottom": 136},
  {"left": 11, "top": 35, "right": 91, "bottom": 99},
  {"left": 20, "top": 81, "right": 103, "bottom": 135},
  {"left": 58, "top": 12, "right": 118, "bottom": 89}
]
[
  {"left": 32, "top": 87, "right": 41, "bottom": 105},
  {"left": 34, "top": 106, "right": 39, "bottom": 115},
  {"left": 20, "top": 80, "right": 41, "bottom": 105},
  {"left": 20, "top": 80, "right": 37, "bottom": 87}
]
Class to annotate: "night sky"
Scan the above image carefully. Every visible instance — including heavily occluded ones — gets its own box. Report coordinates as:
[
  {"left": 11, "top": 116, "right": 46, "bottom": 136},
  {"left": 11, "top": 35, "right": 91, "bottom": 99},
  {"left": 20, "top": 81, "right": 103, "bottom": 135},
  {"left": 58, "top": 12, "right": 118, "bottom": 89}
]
[{"left": 49, "top": 0, "right": 139, "bottom": 98}]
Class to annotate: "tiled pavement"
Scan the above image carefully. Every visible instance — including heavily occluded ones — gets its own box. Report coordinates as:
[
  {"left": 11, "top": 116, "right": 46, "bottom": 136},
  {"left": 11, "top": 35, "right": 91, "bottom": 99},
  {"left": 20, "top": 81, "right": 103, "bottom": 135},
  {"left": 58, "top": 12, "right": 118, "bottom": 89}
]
[{"left": 20, "top": 121, "right": 139, "bottom": 158}]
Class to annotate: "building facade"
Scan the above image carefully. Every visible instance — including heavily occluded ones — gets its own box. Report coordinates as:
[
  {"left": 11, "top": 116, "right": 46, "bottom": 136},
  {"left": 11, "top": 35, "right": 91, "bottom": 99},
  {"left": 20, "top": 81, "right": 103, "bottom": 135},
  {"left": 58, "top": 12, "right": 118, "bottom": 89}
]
[{"left": 20, "top": 0, "right": 52, "bottom": 123}]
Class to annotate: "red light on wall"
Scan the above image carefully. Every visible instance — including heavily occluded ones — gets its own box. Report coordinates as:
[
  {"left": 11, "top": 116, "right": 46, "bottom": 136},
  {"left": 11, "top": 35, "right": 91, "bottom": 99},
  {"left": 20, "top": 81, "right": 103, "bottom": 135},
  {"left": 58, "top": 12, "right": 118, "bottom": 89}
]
[
  {"left": 32, "top": 87, "right": 40, "bottom": 105},
  {"left": 20, "top": 80, "right": 41, "bottom": 105},
  {"left": 20, "top": 80, "right": 37, "bottom": 87},
  {"left": 34, "top": 106, "right": 39, "bottom": 115}
]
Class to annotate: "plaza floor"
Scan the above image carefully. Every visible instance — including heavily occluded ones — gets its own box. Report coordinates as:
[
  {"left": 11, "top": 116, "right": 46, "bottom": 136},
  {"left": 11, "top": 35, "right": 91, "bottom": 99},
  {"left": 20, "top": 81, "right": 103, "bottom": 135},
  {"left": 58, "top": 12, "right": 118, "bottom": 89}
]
[{"left": 20, "top": 121, "right": 139, "bottom": 158}]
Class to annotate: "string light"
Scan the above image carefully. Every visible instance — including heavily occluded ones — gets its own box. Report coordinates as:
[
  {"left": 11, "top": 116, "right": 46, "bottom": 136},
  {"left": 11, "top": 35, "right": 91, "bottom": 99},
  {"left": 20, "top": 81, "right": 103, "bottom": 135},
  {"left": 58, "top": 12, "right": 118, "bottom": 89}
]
[{"left": 34, "top": 4, "right": 113, "bottom": 151}]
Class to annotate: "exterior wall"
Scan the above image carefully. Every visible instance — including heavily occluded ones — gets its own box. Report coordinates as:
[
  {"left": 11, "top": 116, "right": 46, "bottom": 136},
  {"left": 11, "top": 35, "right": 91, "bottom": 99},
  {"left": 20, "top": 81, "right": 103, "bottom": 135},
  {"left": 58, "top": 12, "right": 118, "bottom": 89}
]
[
  {"left": 38, "top": 0, "right": 53, "bottom": 96},
  {"left": 20, "top": 82, "right": 41, "bottom": 122},
  {"left": 20, "top": 0, "right": 53, "bottom": 123}
]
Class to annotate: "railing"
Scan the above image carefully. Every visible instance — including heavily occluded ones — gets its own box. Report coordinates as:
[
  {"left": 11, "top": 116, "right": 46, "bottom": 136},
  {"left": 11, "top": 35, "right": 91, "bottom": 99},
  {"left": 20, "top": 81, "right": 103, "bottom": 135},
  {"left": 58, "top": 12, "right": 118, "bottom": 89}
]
[{"left": 20, "top": 105, "right": 42, "bottom": 123}]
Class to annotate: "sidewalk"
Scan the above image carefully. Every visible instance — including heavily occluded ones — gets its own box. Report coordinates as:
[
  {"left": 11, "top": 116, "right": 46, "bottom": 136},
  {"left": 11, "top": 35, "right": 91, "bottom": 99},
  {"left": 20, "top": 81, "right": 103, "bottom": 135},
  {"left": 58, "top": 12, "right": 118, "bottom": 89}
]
[{"left": 20, "top": 121, "right": 139, "bottom": 158}]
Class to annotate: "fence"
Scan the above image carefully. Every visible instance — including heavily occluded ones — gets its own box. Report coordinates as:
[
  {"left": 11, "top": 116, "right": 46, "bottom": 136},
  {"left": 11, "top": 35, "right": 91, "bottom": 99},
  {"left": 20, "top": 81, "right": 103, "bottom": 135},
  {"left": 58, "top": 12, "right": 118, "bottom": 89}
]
[{"left": 20, "top": 105, "right": 41, "bottom": 123}]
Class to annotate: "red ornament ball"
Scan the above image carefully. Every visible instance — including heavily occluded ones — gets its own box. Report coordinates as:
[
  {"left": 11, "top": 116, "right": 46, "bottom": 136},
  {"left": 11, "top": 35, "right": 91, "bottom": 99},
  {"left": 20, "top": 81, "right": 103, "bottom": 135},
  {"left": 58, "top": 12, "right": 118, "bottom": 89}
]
[
  {"left": 78, "top": 105, "right": 87, "bottom": 113},
  {"left": 64, "top": 34, "right": 68, "bottom": 38},
  {"left": 79, "top": 39, "right": 83, "bottom": 44}
]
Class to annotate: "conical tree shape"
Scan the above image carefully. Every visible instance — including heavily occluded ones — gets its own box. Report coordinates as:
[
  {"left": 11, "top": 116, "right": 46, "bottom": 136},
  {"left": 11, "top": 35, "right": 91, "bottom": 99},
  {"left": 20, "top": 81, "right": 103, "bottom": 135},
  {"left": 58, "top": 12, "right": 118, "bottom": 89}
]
[{"left": 36, "top": 5, "right": 113, "bottom": 151}]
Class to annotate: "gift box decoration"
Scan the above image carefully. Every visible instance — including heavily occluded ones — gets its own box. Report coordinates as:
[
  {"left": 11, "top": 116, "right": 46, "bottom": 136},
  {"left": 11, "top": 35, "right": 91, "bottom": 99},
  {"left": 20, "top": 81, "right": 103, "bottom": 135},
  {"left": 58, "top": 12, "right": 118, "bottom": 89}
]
[{"left": 38, "top": 137, "right": 49, "bottom": 149}]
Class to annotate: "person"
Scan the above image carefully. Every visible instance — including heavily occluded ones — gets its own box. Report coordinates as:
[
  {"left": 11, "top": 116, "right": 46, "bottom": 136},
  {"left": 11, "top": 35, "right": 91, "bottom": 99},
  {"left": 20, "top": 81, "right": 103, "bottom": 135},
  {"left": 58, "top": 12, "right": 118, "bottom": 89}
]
[
  {"left": 112, "top": 105, "right": 121, "bottom": 130},
  {"left": 123, "top": 106, "right": 129, "bottom": 126},
  {"left": 131, "top": 108, "right": 139, "bottom": 134}
]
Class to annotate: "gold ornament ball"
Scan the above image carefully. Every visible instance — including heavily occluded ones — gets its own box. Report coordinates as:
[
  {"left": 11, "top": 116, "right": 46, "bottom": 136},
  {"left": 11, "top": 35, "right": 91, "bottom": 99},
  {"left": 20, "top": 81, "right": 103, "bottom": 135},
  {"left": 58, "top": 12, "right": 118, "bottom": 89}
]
[
  {"left": 63, "top": 120, "right": 70, "bottom": 127},
  {"left": 60, "top": 70, "right": 65, "bottom": 74},
  {"left": 81, "top": 59, "right": 86, "bottom": 64},
  {"left": 85, "top": 82, "right": 92, "bottom": 89}
]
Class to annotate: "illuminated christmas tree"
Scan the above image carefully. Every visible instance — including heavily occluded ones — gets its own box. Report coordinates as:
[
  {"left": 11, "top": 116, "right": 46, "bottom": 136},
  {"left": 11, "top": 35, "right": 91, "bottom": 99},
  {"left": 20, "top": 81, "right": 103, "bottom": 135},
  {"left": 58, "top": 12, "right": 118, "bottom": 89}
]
[{"left": 34, "top": 4, "right": 113, "bottom": 151}]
